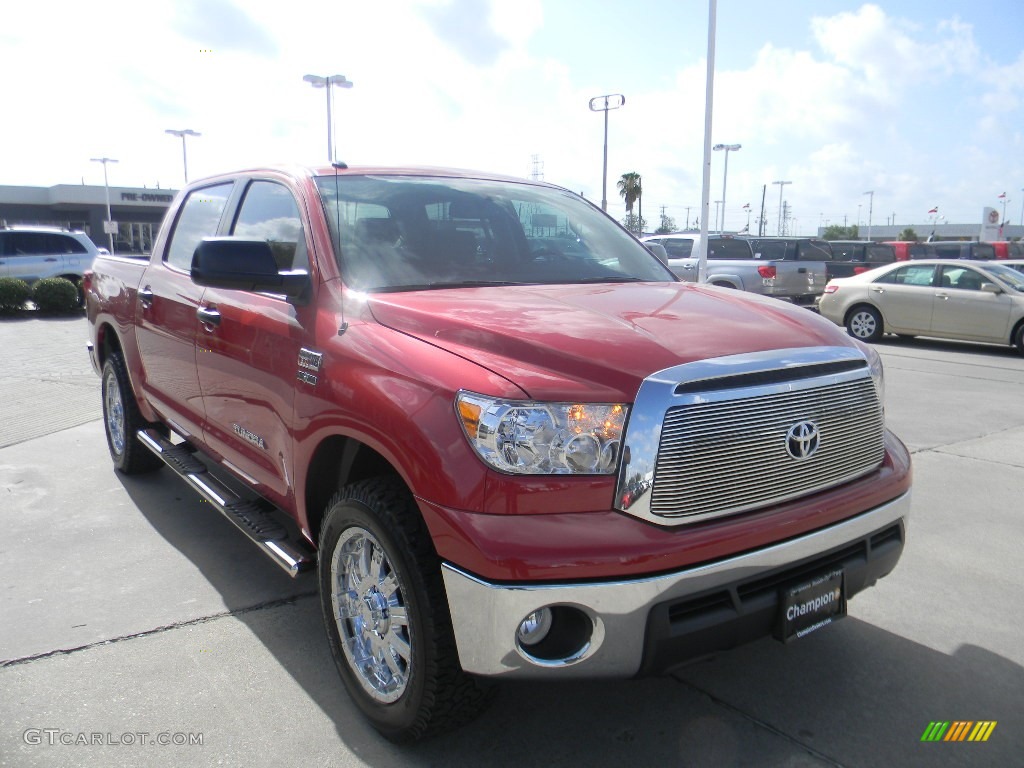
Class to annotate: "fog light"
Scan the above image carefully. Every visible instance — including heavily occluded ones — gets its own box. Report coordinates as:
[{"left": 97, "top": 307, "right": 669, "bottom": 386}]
[{"left": 516, "top": 608, "right": 553, "bottom": 646}]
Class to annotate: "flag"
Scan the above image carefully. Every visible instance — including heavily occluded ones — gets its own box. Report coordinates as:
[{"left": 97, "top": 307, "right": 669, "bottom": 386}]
[
  {"left": 742, "top": 203, "right": 750, "bottom": 210},
  {"left": 928, "top": 207, "right": 938, "bottom": 214},
  {"left": 998, "top": 192, "right": 1007, "bottom": 199}
]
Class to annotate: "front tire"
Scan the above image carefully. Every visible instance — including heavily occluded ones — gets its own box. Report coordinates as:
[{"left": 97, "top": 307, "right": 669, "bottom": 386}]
[
  {"left": 1014, "top": 323, "right": 1024, "bottom": 357},
  {"left": 846, "top": 305, "right": 883, "bottom": 342},
  {"left": 101, "top": 354, "right": 163, "bottom": 474},
  {"left": 319, "top": 477, "right": 493, "bottom": 742}
]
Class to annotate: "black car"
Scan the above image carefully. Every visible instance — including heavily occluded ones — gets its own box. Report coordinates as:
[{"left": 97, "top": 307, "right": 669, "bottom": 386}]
[
  {"left": 827, "top": 240, "right": 897, "bottom": 279},
  {"left": 910, "top": 241, "right": 997, "bottom": 260}
]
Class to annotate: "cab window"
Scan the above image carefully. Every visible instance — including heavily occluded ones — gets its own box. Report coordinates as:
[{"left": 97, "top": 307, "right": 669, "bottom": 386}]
[{"left": 231, "top": 181, "right": 310, "bottom": 273}]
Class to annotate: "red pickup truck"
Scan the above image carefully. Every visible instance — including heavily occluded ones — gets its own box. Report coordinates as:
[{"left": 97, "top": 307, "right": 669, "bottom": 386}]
[{"left": 85, "top": 165, "right": 912, "bottom": 741}]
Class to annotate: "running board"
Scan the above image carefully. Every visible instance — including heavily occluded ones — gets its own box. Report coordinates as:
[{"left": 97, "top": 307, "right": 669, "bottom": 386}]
[{"left": 137, "top": 429, "right": 314, "bottom": 577}]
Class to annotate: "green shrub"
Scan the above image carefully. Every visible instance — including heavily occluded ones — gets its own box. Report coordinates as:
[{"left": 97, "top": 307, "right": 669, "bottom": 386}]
[
  {"left": 31, "top": 277, "right": 80, "bottom": 313},
  {"left": 0, "top": 277, "right": 31, "bottom": 311}
]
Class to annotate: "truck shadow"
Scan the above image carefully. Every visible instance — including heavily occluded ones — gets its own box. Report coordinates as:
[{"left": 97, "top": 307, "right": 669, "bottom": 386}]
[{"left": 118, "top": 470, "right": 1022, "bottom": 768}]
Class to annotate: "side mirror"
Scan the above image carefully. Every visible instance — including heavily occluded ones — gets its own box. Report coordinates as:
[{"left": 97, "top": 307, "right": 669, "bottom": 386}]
[
  {"left": 646, "top": 242, "right": 669, "bottom": 264},
  {"left": 191, "top": 238, "right": 309, "bottom": 301},
  {"left": 980, "top": 282, "right": 1002, "bottom": 294}
]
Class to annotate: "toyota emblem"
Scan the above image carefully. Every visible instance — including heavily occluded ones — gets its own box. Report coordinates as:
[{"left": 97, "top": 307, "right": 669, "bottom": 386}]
[{"left": 786, "top": 421, "right": 820, "bottom": 460}]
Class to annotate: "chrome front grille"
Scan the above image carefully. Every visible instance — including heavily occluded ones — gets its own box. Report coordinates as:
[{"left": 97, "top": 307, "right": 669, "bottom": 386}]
[
  {"left": 650, "top": 378, "right": 883, "bottom": 520},
  {"left": 614, "top": 347, "right": 886, "bottom": 527}
]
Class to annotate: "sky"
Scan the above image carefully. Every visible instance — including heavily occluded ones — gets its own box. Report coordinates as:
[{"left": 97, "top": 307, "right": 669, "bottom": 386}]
[{"left": 2, "top": 0, "right": 1023, "bottom": 235}]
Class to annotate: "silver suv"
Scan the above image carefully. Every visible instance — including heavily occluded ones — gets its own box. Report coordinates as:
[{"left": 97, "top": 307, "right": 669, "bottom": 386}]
[{"left": 0, "top": 227, "right": 100, "bottom": 290}]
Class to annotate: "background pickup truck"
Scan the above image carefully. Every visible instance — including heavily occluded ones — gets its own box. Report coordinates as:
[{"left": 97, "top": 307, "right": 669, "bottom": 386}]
[
  {"left": 85, "top": 165, "right": 911, "bottom": 742},
  {"left": 641, "top": 233, "right": 827, "bottom": 305}
]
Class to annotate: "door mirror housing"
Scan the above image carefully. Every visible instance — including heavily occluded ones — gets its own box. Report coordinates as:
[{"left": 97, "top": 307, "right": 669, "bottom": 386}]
[
  {"left": 980, "top": 282, "right": 1002, "bottom": 294},
  {"left": 646, "top": 242, "right": 669, "bottom": 265},
  {"left": 191, "top": 238, "right": 309, "bottom": 301}
]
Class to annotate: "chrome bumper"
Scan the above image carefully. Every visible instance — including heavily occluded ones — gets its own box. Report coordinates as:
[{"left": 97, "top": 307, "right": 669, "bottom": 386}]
[{"left": 442, "top": 491, "right": 910, "bottom": 678}]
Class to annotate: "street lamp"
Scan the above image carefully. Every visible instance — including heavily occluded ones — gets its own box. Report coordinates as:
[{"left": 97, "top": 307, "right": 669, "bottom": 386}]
[
  {"left": 165, "top": 129, "right": 201, "bottom": 184},
  {"left": 712, "top": 143, "right": 740, "bottom": 234},
  {"left": 588, "top": 93, "right": 625, "bottom": 212},
  {"left": 772, "top": 180, "right": 791, "bottom": 235},
  {"left": 713, "top": 200, "right": 723, "bottom": 233},
  {"left": 863, "top": 190, "right": 874, "bottom": 242},
  {"left": 90, "top": 157, "right": 118, "bottom": 253},
  {"left": 303, "top": 74, "right": 353, "bottom": 163}
]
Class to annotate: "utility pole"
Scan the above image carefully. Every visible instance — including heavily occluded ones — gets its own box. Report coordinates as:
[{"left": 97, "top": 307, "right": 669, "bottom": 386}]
[
  {"left": 684, "top": 206, "right": 692, "bottom": 229},
  {"left": 772, "top": 180, "right": 791, "bottom": 235},
  {"left": 864, "top": 190, "right": 874, "bottom": 242}
]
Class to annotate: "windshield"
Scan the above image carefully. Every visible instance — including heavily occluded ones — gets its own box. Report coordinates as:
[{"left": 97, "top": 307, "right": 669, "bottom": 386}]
[
  {"left": 985, "top": 263, "right": 1024, "bottom": 291},
  {"left": 315, "top": 175, "right": 675, "bottom": 292}
]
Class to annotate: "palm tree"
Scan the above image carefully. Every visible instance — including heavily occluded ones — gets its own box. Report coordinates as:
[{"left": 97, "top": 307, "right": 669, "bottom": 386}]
[{"left": 617, "top": 172, "right": 643, "bottom": 234}]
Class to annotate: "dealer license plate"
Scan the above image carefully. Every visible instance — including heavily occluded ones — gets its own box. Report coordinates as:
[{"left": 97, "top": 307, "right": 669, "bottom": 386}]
[{"left": 776, "top": 567, "right": 847, "bottom": 643}]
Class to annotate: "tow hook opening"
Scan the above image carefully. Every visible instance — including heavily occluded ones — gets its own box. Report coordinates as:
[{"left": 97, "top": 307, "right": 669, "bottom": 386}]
[{"left": 515, "top": 605, "right": 594, "bottom": 666}]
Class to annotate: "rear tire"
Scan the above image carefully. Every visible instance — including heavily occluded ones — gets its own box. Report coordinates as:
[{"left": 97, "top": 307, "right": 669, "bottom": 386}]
[
  {"left": 1014, "top": 323, "right": 1024, "bottom": 357},
  {"left": 846, "top": 305, "right": 883, "bottom": 342},
  {"left": 319, "top": 477, "right": 493, "bottom": 742},
  {"left": 101, "top": 353, "right": 164, "bottom": 474}
]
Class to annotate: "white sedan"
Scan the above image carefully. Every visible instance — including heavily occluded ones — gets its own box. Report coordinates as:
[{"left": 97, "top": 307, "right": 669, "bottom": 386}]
[{"left": 818, "top": 259, "right": 1024, "bottom": 355}]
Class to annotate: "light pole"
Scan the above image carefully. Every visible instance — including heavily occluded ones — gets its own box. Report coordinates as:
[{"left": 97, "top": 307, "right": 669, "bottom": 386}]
[
  {"left": 863, "top": 190, "right": 874, "bottom": 242},
  {"left": 998, "top": 193, "right": 1010, "bottom": 227},
  {"left": 90, "top": 157, "right": 118, "bottom": 253},
  {"left": 165, "top": 129, "right": 201, "bottom": 184},
  {"left": 588, "top": 94, "right": 626, "bottom": 212},
  {"left": 772, "top": 180, "right": 791, "bottom": 235},
  {"left": 304, "top": 74, "right": 353, "bottom": 163},
  {"left": 712, "top": 143, "right": 740, "bottom": 234},
  {"left": 713, "top": 200, "right": 723, "bottom": 232}
]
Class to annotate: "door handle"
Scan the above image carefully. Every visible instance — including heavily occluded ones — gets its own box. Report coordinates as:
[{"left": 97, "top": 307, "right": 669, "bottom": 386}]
[
  {"left": 45, "top": 257, "right": 59, "bottom": 262},
  {"left": 935, "top": 292, "right": 950, "bottom": 300},
  {"left": 139, "top": 286, "right": 154, "bottom": 308},
  {"left": 197, "top": 306, "right": 221, "bottom": 327},
  {"left": 870, "top": 287, "right": 884, "bottom": 293}
]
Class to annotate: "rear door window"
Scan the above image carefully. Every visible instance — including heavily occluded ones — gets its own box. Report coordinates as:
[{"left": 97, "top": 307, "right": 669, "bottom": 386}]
[
  {"left": 5, "top": 232, "right": 48, "bottom": 257},
  {"left": 708, "top": 238, "right": 752, "bottom": 259},
  {"left": 798, "top": 240, "right": 832, "bottom": 261},
  {"left": 875, "top": 264, "right": 936, "bottom": 286},
  {"left": 866, "top": 244, "right": 895, "bottom": 263},
  {"left": 661, "top": 239, "right": 694, "bottom": 259},
  {"left": 753, "top": 241, "right": 786, "bottom": 260}
]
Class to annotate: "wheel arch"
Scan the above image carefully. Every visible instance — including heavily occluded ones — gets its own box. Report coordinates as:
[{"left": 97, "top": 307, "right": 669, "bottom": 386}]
[
  {"left": 303, "top": 436, "right": 405, "bottom": 547},
  {"left": 1011, "top": 316, "right": 1024, "bottom": 350}
]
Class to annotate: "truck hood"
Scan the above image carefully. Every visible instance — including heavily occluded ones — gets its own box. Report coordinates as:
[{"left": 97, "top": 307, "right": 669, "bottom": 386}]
[{"left": 366, "top": 282, "right": 853, "bottom": 401}]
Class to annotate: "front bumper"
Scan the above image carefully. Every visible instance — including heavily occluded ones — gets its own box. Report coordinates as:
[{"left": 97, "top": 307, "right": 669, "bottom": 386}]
[{"left": 442, "top": 490, "right": 910, "bottom": 678}]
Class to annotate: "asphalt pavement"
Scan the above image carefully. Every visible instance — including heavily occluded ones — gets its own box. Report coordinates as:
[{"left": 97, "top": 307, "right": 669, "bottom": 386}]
[{"left": 1, "top": 315, "right": 1022, "bottom": 767}]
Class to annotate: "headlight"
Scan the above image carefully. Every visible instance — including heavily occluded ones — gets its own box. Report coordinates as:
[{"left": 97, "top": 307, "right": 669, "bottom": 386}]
[
  {"left": 456, "top": 392, "right": 628, "bottom": 475},
  {"left": 862, "top": 343, "right": 885, "bottom": 411}
]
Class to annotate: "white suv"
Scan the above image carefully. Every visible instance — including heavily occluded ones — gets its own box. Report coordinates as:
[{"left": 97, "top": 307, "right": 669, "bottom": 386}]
[{"left": 0, "top": 227, "right": 100, "bottom": 291}]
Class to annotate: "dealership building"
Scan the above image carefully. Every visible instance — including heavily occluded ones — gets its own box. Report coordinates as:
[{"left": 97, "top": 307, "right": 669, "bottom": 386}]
[{"left": 0, "top": 183, "right": 178, "bottom": 254}]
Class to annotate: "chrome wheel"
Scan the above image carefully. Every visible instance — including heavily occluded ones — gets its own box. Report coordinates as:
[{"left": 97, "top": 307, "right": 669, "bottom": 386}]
[
  {"left": 103, "top": 368, "right": 126, "bottom": 456},
  {"left": 331, "top": 526, "right": 412, "bottom": 703}
]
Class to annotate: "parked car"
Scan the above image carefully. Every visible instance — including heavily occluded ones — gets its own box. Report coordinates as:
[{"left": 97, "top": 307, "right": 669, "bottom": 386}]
[
  {"left": 0, "top": 226, "right": 99, "bottom": 299},
  {"left": 818, "top": 259, "right": 1024, "bottom": 354},
  {"left": 988, "top": 241, "right": 1024, "bottom": 259},
  {"left": 909, "top": 241, "right": 997, "bottom": 260},
  {"left": 84, "top": 165, "right": 911, "bottom": 741},
  {"left": 826, "top": 240, "right": 896, "bottom": 279},
  {"left": 640, "top": 233, "right": 825, "bottom": 305},
  {"left": 883, "top": 241, "right": 930, "bottom": 261}
]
